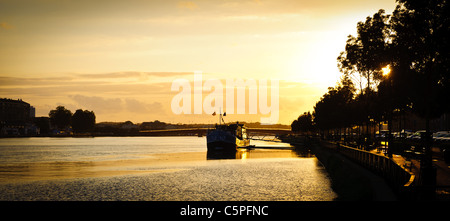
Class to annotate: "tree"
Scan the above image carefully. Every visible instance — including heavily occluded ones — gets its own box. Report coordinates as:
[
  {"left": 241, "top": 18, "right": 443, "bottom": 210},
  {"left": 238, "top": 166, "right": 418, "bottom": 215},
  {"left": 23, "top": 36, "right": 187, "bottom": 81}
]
[
  {"left": 49, "top": 106, "right": 72, "bottom": 130},
  {"left": 389, "top": 0, "right": 450, "bottom": 120},
  {"left": 291, "top": 112, "right": 314, "bottom": 133},
  {"left": 338, "top": 9, "right": 391, "bottom": 94},
  {"left": 313, "top": 75, "right": 356, "bottom": 136},
  {"left": 337, "top": 9, "right": 392, "bottom": 143},
  {"left": 72, "top": 109, "right": 96, "bottom": 133},
  {"left": 387, "top": 0, "right": 450, "bottom": 175}
]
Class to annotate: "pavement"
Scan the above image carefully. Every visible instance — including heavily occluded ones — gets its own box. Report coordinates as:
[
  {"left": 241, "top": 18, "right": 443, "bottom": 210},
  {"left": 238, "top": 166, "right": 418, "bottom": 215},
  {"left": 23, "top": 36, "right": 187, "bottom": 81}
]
[{"left": 370, "top": 146, "right": 450, "bottom": 200}]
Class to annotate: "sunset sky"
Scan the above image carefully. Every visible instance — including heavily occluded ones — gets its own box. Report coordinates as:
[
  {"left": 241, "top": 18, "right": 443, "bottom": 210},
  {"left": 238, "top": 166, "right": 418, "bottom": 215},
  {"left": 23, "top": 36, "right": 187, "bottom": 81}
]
[{"left": 0, "top": 0, "right": 397, "bottom": 125}]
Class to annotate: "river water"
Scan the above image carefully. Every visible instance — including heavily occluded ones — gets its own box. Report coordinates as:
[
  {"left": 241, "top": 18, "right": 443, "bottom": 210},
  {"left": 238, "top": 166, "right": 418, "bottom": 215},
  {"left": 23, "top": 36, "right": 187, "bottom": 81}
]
[{"left": 0, "top": 137, "right": 337, "bottom": 201}]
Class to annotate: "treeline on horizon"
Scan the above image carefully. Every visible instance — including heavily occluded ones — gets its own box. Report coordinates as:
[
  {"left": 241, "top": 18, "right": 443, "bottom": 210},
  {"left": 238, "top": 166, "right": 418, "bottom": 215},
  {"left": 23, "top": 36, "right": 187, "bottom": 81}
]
[
  {"left": 34, "top": 106, "right": 96, "bottom": 134},
  {"left": 291, "top": 0, "right": 449, "bottom": 136},
  {"left": 37, "top": 105, "right": 289, "bottom": 135}
]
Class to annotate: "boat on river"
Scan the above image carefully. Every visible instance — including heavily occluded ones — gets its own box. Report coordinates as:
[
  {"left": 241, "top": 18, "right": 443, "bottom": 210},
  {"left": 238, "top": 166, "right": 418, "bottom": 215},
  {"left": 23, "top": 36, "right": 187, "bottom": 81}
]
[
  {"left": 207, "top": 123, "right": 250, "bottom": 151},
  {"left": 206, "top": 112, "right": 250, "bottom": 151}
]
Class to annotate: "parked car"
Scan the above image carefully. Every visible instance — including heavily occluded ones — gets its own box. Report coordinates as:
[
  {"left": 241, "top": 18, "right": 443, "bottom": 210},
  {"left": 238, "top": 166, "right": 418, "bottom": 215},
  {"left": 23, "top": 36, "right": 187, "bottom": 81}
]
[
  {"left": 407, "top": 130, "right": 426, "bottom": 141},
  {"left": 375, "top": 130, "right": 389, "bottom": 139},
  {"left": 433, "top": 131, "right": 450, "bottom": 138},
  {"left": 397, "top": 129, "right": 413, "bottom": 139},
  {"left": 435, "top": 133, "right": 450, "bottom": 143}
]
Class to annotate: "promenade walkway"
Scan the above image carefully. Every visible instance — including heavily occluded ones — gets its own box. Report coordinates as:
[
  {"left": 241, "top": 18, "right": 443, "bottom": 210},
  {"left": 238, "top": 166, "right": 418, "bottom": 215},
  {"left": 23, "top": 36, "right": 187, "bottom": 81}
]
[
  {"left": 370, "top": 146, "right": 450, "bottom": 200},
  {"left": 280, "top": 135, "right": 450, "bottom": 200}
]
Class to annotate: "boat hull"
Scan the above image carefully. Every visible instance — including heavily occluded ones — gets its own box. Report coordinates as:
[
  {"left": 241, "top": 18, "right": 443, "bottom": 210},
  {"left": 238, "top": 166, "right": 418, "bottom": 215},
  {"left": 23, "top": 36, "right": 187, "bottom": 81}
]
[
  {"left": 206, "top": 130, "right": 250, "bottom": 151},
  {"left": 207, "top": 130, "right": 236, "bottom": 151}
]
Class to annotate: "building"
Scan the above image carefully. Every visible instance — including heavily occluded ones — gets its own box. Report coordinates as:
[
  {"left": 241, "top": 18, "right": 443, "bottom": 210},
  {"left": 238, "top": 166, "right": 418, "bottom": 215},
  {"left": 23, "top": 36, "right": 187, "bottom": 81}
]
[
  {"left": 30, "top": 106, "right": 35, "bottom": 118},
  {"left": 0, "top": 98, "right": 31, "bottom": 124},
  {"left": 0, "top": 98, "right": 34, "bottom": 136}
]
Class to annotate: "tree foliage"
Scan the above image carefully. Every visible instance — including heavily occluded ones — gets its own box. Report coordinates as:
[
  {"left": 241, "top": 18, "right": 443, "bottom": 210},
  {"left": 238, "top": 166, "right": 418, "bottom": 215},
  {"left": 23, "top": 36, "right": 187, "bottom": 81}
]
[
  {"left": 337, "top": 9, "right": 391, "bottom": 93},
  {"left": 48, "top": 106, "right": 96, "bottom": 133},
  {"left": 49, "top": 106, "right": 72, "bottom": 130},
  {"left": 72, "top": 109, "right": 96, "bottom": 133},
  {"left": 313, "top": 75, "right": 356, "bottom": 131},
  {"left": 296, "top": 0, "right": 450, "bottom": 137},
  {"left": 389, "top": 0, "right": 450, "bottom": 119},
  {"left": 291, "top": 112, "right": 314, "bottom": 132}
]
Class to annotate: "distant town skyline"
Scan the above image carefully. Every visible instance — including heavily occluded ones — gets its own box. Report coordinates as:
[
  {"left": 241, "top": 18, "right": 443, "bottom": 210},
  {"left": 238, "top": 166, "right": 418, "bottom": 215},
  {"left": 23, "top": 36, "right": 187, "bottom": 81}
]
[{"left": 0, "top": 0, "right": 397, "bottom": 124}]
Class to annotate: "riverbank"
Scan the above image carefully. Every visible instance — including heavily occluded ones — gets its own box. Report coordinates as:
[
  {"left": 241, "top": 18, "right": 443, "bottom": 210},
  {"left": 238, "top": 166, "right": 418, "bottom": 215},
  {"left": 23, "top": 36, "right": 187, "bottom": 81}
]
[
  {"left": 280, "top": 135, "right": 398, "bottom": 200},
  {"left": 282, "top": 135, "right": 450, "bottom": 201},
  {"left": 310, "top": 141, "right": 397, "bottom": 201}
]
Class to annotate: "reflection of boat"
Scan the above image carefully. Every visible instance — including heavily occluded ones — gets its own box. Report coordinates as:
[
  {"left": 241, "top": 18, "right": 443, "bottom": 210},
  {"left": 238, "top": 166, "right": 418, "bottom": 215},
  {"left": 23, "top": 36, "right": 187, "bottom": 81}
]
[
  {"left": 207, "top": 122, "right": 250, "bottom": 151},
  {"left": 207, "top": 148, "right": 248, "bottom": 160}
]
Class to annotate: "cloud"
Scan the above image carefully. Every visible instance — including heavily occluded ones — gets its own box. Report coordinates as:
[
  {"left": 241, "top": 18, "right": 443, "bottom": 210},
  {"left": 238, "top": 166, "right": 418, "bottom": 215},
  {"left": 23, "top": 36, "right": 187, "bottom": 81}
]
[
  {"left": 0, "top": 22, "right": 13, "bottom": 30},
  {"left": 76, "top": 71, "right": 194, "bottom": 79},
  {"left": 69, "top": 95, "right": 166, "bottom": 116},
  {"left": 77, "top": 72, "right": 141, "bottom": 79},
  {"left": 0, "top": 76, "right": 77, "bottom": 86},
  {"left": 125, "top": 98, "right": 165, "bottom": 114},
  {"left": 177, "top": 1, "right": 198, "bottom": 10},
  {"left": 0, "top": 72, "right": 194, "bottom": 91},
  {"left": 69, "top": 94, "right": 122, "bottom": 113}
]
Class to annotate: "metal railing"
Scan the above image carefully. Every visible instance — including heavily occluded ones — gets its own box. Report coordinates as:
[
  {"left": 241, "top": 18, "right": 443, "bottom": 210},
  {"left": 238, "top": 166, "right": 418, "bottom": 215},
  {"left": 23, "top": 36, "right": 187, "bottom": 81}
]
[{"left": 333, "top": 142, "right": 415, "bottom": 197}]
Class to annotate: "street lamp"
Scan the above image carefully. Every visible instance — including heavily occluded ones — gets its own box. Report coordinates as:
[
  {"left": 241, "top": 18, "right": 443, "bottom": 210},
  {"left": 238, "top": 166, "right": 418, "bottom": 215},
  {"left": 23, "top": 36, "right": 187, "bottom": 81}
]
[
  {"left": 382, "top": 64, "right": 391, "bottom": 77},
  {"left": 382, "top": 64, "right": 393, "bottom": 157}
]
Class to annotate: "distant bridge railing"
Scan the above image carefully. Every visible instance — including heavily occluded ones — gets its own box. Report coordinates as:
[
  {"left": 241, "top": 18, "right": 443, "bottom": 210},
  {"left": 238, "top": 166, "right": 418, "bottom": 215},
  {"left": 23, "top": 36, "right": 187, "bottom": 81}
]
[
  {"left": 139, "top": 128, "right": 208, "bottom": 136},
  {"left": 139, "top": 128, "right": 292, "bottom": 136},
  {"left": 247, "top": 128, "right": 292, "bottom": 135}
]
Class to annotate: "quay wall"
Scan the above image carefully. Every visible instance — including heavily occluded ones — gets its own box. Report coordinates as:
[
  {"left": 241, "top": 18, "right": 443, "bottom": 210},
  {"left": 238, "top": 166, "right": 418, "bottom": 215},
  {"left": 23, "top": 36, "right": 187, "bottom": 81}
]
[{"left": 307, "top": 140, "right": 399, "bottom": 200}]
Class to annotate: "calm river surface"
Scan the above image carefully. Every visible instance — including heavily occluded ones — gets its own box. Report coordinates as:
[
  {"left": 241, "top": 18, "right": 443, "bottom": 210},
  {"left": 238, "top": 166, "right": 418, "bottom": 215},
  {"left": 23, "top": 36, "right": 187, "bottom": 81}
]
[{"left": 0, "top": 137, "right": 337, "bottom": 201}]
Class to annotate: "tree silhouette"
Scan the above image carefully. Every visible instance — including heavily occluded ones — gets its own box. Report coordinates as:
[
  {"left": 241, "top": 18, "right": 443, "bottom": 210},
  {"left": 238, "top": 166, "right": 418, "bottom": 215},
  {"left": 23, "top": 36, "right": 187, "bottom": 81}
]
[
  {"left": 337, "top": 9, "right": 391, "bottom": 142},
  {"left": 337, "top": 9, "right": 391, "bottom": 94},
  {"left": 313, "top": 75, "right": 356, "bottom": 134},
  {"left": 291, "top": 112, "right": 314, "bottom": 133},
  {"left": 295, "top": 1, "right": 449, "bottom": 154},
  {"left": 387, "top": 0, "right": 450, "bottom": 169},
  {"left": 72, "top": 109, "right": 96, "bottom": 133},
  {"left": 389, "top": 0, "right": 450, "bottom": 120},
  {"left": 49, "top": 106, "right": 72, "bottom": 130}
]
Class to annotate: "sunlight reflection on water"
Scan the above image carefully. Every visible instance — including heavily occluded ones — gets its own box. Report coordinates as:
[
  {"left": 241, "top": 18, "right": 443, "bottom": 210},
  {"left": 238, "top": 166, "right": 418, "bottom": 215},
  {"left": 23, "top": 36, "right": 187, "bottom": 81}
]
[{"left": 0, "top": 137, "right": 337, "bottom": 201}]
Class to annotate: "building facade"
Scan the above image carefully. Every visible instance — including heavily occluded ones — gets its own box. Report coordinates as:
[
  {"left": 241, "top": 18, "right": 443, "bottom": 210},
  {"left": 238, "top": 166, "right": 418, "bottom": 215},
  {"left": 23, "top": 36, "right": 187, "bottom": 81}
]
[{"left": 0, "top": 98, "right": 35, "bottom": 136}]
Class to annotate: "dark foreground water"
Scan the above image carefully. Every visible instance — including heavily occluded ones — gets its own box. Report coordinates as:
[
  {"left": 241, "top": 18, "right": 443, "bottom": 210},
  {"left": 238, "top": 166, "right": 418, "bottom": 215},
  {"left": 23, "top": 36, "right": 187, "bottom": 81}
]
[{"left": 0, "top": 137, "right": 337, "bottom": 201}]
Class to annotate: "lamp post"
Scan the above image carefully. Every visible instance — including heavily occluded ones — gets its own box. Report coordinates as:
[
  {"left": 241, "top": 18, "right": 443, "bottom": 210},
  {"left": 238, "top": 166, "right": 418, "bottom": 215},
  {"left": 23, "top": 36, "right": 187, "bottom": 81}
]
[{"left": 382, "top": 65, "right": 393, "bottom": 158}]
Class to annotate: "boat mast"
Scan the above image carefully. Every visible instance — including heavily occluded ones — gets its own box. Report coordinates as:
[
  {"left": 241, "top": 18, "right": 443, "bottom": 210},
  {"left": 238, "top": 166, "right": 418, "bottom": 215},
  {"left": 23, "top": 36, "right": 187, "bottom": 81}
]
[{"left": 219, "top": 108, "right": 222, "bottom": 125}]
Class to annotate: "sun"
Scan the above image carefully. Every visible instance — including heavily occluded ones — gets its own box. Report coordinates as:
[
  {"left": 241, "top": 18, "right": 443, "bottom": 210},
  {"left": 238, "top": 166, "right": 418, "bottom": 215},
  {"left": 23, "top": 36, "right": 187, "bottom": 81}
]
[{"left": 382, "top": 65, "right": 391, "bottom": 76}]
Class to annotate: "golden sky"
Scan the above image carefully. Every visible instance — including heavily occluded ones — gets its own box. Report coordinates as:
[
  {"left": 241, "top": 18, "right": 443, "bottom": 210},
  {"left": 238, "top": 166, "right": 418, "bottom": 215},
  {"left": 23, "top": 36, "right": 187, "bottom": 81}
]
[{"left": 0, "top": 0, "right": 397, "bottom": 125}]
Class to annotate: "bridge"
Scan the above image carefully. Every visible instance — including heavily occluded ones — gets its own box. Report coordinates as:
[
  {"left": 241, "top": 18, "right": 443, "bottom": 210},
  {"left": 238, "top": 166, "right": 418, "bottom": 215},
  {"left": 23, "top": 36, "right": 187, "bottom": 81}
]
[{"left": 139, "top": 128, "right": 292, "bottom": 136}]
